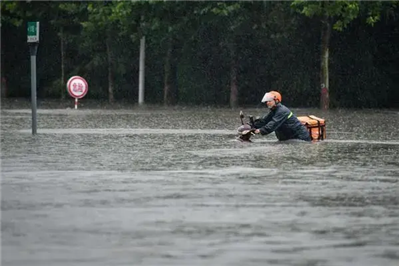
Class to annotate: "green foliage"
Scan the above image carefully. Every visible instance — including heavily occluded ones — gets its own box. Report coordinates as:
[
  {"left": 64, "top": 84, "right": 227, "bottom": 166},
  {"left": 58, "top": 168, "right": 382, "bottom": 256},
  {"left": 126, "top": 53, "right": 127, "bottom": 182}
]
[
  {"left": 291, "top": 0, "right": 360, "bottom": 31},
  {"left": 291, "top": 0, "right": 398, "bottom": 30},
  {"left": 1, "top": 1, "right": 399, "bottom": 107},
  {"left": 1, "top": 1, "right": 24, "bottom": 26}
]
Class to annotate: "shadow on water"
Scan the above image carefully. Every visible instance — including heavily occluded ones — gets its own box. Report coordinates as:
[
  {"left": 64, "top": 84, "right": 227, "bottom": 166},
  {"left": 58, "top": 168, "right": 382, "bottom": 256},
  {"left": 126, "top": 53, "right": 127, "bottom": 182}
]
[{"left": 1, "top": 104, "right": 399, "bottom": 266}]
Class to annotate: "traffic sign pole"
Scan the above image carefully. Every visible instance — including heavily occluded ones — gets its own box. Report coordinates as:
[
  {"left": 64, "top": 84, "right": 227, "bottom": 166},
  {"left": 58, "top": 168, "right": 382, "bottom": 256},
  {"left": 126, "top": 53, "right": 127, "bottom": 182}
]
[
  {"left": 66, "top": 76, "right": 88, "bottom": 109},
  {"left": 29, "top": 44, "right": 38, "bottom": 135},
  {"left": 28, "top": 22, "right": 39, "bottom": 135}
]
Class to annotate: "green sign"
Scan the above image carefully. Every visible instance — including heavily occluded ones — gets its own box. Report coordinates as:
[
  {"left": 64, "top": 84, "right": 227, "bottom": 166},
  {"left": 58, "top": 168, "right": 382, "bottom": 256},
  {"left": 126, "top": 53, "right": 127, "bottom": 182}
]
[{"left": 27, "top": 22, "right": 39, "bottom": 43}]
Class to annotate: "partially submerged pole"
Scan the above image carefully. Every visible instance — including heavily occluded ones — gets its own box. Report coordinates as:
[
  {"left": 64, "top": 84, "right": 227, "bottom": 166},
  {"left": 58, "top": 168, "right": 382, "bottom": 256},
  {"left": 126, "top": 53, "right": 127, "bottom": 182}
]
[
  {"left": 30, "top": 44, "right": 38, "bottom": 135},
  {"left": 27, "top": 22, "right": 40, "bottom": 135}
]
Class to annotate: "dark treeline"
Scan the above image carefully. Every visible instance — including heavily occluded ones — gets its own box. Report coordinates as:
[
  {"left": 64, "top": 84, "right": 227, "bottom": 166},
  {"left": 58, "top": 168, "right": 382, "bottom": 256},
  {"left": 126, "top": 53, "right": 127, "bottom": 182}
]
[{"left": 1, "top": 1, "right": 399, "bottom": 108}]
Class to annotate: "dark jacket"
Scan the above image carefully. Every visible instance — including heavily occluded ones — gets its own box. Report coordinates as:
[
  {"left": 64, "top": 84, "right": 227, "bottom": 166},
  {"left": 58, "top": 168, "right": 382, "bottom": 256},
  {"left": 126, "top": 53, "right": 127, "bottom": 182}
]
[{"left": 253, "top": 103, "right": 311, "bottom": 141}]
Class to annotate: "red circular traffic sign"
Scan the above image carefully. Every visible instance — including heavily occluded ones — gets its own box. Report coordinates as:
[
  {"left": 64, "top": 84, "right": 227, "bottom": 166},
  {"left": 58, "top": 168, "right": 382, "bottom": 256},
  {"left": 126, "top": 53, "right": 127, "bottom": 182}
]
[{"left": 67, "top": 76, "right": 88, "bottom": 99}]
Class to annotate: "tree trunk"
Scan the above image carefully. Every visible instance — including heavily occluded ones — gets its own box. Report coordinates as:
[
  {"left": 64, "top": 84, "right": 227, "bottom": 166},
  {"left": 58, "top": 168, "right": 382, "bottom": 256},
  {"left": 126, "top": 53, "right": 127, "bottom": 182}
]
[
  {"left": 60, "top": 26, "right": 66, "bottom": 100},
  {"left": 230, "top": 59, "right": 238, "bottom": 108},
  {"left": 106, "top": 33, "right": 114, "bottom": 103},
  {"left": 164, "top": 36, "right": 177, "bottom": 106},
  {"left": 229, "top": 43, "right": 238, "bottom": 108},
  {"left": 0, "top": 25, "right": 7, "bottom": 98},
  {"left": 320, "top": 16, "right": 331, "bottom": 110}
]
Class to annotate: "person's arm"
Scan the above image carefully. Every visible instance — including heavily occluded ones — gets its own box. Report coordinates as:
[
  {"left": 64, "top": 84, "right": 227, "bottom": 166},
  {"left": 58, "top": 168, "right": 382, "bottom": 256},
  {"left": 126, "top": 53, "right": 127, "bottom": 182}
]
[
  {"left": 253, "top": 112, "right": 273, "bottom": 129},
  {"left": 257, "top": 110, "right": 289, "bottom": 135}
]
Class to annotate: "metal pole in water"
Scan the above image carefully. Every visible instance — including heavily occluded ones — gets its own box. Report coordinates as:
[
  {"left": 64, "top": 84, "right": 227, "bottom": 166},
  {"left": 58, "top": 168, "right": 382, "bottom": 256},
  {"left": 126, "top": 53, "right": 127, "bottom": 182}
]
[
  {"left": 29, "top": 43, "right": 38, "bottom": 135},
  {"left": 27, "top": 21, "right": 40, "bottom": 135},
  {"left": 138, "top": 35, "right": 145, "bottom": 105}
]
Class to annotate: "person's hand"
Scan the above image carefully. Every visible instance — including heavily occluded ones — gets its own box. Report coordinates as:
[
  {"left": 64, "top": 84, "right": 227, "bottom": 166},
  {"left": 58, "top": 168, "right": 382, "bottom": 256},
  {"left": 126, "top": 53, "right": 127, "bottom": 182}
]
[{"left": 249, "top": 128, "right": 259, "bottom": 134}]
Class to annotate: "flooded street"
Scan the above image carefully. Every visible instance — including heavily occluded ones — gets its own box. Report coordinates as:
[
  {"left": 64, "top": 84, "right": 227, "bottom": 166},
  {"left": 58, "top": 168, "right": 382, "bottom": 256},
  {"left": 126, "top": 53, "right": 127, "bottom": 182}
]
[{"left": 1, "top": 100, "right": 399, "bottom": 266}]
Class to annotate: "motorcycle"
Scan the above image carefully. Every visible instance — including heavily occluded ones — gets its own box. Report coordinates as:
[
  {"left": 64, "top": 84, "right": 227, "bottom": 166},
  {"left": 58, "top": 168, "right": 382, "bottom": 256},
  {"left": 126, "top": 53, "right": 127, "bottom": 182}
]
[{"left": 236, "top": 111, "right": 256, "bottom": 142}]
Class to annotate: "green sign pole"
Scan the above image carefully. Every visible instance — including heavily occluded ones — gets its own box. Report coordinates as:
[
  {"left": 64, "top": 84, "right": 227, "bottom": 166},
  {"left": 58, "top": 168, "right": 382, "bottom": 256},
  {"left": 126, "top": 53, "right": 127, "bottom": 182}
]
[{"left": 27, "top": 22, "right": 39, "bottom": 135}]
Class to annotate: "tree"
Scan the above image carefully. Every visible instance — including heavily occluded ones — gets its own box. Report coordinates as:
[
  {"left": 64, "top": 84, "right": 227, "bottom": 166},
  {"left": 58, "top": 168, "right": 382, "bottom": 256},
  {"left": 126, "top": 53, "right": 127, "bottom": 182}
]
[
  {"left": 0, "top": 0, "right": 24, "bottom": 98},
  {"left": 110, "top": 0, "right": 191, "bottom": 105},
  {"left": 52, "top": 2, "right": 87, "bottom": 99},
  {"left": 109, "top": 0, "right": 148, "bottom": 103},
  {"left": 291, "top": 0, "right": 398, "bottom": 109},
  {"left": 197, "top": 2, "right": 249, "bottom": 108},
  {"left": 81, "top": 1, "right": 119, "bottom": 103}
]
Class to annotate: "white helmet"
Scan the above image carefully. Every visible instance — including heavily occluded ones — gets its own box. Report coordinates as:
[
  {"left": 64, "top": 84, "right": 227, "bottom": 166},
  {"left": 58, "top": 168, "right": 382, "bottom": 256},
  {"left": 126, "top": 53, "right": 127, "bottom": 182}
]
[{"left": 261, "top": 91, "right": 282, "bottom": 103}]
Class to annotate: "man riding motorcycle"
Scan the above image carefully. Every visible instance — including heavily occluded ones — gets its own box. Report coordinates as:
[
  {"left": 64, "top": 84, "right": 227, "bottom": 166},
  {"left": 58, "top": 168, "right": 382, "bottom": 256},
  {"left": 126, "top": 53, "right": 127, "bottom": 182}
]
[{"left": 252, "top": 91, "right": 311, "bottom": 142}]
